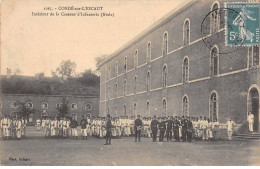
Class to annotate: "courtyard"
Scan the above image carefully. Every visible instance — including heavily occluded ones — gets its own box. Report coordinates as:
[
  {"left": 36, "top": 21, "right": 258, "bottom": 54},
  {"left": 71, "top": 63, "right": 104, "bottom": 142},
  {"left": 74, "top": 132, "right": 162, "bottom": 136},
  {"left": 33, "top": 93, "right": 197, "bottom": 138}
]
[{"left": 1, "top": 126, "right": 260, "bottom": 166}]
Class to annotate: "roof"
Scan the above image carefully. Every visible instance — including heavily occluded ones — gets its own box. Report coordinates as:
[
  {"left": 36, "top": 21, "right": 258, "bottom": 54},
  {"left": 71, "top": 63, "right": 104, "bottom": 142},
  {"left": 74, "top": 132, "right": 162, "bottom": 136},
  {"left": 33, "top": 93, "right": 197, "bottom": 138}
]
[{"left": 98, "top": 0, "right": 198, "bottom": 68}]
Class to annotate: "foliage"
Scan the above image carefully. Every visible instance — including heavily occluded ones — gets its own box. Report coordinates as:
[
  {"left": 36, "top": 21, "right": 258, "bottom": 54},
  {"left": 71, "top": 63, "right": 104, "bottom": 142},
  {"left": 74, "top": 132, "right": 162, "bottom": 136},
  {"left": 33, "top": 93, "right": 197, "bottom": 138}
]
[
  {"left": 53, "top": 60, "right": 76, "bottom": 79},
  {"left": 16, "top": 101, "right": 37, "bottom": 119},
  {"left": 77, "top": 69, "right": 100, "bottom": 87},
  {"left": 56, "top": 97, "right": 69, "bottom": 118}
]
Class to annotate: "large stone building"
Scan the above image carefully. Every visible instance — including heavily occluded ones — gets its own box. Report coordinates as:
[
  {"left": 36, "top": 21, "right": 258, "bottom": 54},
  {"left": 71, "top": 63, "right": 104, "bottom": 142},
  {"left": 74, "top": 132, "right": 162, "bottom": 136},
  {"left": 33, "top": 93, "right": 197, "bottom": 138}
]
[
  {"left": 99, "top": 0, "right": 260, "bottom": 131},
  {"left": 0, "top": 94, "right": 99, "bottom": 124}
]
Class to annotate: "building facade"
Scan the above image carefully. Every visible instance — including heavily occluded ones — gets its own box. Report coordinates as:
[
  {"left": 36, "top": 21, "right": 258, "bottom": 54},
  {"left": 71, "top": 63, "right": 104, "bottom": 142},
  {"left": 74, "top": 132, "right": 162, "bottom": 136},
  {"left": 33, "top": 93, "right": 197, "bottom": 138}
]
[
  {"left": 99, "top": 0, "right": 260, "bottom": 131},
  {"left": 0, "top": 94, "right": 99, "bottom": 124}
]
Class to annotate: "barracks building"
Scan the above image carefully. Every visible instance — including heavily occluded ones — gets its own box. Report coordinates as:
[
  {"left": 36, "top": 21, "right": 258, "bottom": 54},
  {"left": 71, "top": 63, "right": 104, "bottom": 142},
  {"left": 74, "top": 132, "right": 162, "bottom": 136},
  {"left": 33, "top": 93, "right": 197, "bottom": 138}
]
[{"left": 99, "top": 0, "right": 260, "bottom": 131}]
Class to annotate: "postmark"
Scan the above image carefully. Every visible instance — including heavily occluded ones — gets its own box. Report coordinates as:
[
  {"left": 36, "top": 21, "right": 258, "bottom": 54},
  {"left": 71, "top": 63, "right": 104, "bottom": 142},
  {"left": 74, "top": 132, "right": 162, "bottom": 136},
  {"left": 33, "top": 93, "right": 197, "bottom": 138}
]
[
  {"left": 225, "top": 2, "right": 260, "bottom": 46},
  {"left": 201, "top": 7, "right": 245, "bottom": 54}
]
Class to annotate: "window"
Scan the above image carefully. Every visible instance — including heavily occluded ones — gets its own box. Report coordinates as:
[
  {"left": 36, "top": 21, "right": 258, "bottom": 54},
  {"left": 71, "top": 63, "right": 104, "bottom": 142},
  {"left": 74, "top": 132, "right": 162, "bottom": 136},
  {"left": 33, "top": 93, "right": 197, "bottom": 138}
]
[
  {"left": 183, "top": 57, "right": 189, "bottom": 83},
  {"left": 162, "top": 32, "right": 168, "bottom": 56},
  {"left": 72, "top": 113, "right": 77, "bottom": 120},
  {"left": 183, "top": 19, "right": 190, "bottom": 46},
  {"left": 124, "top": 56, "right": 127, "bottom": 71},
  {"left": 134, "top": 50, "right": 138, "bottom": 68},
  {"left": 26, "top": 102, "right": 33, "bottom": 108},
  {"left": 146, "top": 71, "right": 151, "bottom": 91},
  {"left": 162, "top": 65, "right": 167, "bottom": 87},
  {"left": 210, "top": 92, "right": 218, "bottom": 122},
  {"left": 41, "top": 111, "right": 48, "bottom": 118},
  {"left": 108, "top": 85, "right": 111, "bottom": 99},
  {"left": 115, "top": 105, "right": 117, "bottom": 117},
  {"left": 71, "top": 103, "right": 77, "bottom": 110},
  {"left": 124, "top": 79, "right": 127, "bottom": 96},
  {"left": 116, "top": 61, "right": 118, "bottom": 76},
  {"left": 146, "top": 101, "right": 150, "bottom": 116},
  {"left": 147, "top": 42, "right": 151, "bottom": 62},
  {"left": 253, "top": 46, "right": 259, "bottom": 67},
  {"left": 107, "top": 107, "right": 110, "bottom": 115},
  {"left": 10, "top": 101, "right": 18, "bottom": 108},
  {"left": 133, "top": 103, "right": 137, "bottom": 116},
  {"left": 29, "top": 113, "right": 33, "bottom": 123},
  {"left": 56, "top": 103, "right": 62, "bottom": 109},
  {"left": 123, "top": 104, "right": 126, "bottom": 116},
  {"left": 211, "top": 2, "right": 220, "bottom": 34},
  {"left": 108, "top": 66, "right": 111, "bottom": 79},
  {"left": 85, "top": 103, "right": 92, "bottom": 110},
  {"left": 162, "top": 99, "right": 167, "bottom": 117},
  {"left": 41, "top": 102, "right": 48, "bottom": 109},
  {"left": 210, "top": 46, "right": 219, "bottom": 76},
  {"left": 134, "top": 75, "right": 137, "bottom": 94},
  {"left": 115, "top": 83, "right": 118, "bottom": 97},
  {"left": 182, "top": 96, "right": 189, "bottom": 116}
]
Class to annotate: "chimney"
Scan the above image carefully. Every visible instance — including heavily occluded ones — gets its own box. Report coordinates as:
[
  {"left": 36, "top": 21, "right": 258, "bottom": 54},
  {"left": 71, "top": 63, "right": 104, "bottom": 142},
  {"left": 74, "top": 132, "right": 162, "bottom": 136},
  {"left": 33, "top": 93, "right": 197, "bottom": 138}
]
[{"left": 7, "top": 68, "right": 11, "bottom": 78}]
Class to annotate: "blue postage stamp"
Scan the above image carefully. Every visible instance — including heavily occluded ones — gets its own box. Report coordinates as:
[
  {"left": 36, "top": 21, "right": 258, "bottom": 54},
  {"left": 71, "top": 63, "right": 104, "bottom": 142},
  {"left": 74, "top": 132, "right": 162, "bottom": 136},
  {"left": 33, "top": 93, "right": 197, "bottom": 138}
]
[{"left": 225, "top": 2, "right": 260, "bottom": 46}]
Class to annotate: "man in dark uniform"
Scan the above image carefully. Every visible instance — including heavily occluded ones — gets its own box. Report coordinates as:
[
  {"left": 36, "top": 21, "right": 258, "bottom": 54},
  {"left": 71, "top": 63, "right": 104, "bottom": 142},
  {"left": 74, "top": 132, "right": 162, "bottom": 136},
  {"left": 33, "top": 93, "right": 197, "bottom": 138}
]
[
  {"left": 187, "top": 117, "right": 193, "bottom": 142},
  {"left": 173, "top": 116, "right": 180, "bottom": 142},
  {"left": 71, "top": 117, "right": 78, "bottom": 140},
  {"left": 150, "top": 115, "right": 159, "bottom": 142},
  {"left": 80, "top": 115, "right": 88, "bottom": 140},
  {"left": 181, "top": 116, "right": 188, "bottom": 142},
  {"left": 166, "top": 116, "right": 173, "bottom": 141},
  {"left": 159, "top": 118, "right": 166, "bottom": 142},
  {"left": 105, "top": 114, "right": 112, "bottom": 145},
  {"left": 134, "top": 115, "right": 143, "bottom": 142}
]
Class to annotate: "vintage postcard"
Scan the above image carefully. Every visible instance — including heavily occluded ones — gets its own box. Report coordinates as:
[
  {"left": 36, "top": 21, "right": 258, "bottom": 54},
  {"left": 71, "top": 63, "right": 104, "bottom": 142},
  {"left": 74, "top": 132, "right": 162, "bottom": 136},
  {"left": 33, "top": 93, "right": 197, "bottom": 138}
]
[{"left": 1, "top": 0, "right": 260, "bottom": 166}]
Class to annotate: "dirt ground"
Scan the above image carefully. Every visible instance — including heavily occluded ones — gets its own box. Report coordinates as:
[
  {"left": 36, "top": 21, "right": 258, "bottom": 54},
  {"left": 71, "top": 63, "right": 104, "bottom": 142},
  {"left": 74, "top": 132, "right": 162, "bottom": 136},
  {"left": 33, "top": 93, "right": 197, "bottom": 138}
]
[{"left": 1, "top": 126, "right": 260, "bottom": 166}]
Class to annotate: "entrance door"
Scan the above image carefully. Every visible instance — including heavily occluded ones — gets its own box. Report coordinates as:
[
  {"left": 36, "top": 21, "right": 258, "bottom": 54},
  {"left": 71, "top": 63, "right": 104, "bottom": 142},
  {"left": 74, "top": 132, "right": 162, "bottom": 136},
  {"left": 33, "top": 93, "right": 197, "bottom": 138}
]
[{"left": 249, "top": 88, "right": 259, "bottom": 132}]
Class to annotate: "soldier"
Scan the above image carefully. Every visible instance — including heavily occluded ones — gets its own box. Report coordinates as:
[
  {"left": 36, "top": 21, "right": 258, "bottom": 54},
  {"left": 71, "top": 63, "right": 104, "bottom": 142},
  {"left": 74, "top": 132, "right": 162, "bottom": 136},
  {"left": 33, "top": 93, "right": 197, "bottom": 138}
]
[
  {"left": 16, "top": 117, "right": 22, "bottom": 140},
  {"left": 115, "top": 117, "right": 121, "bottom": 138},
  {"left": 248, "top": 111, "right": 254, "bottom": 132},
  {"left": 105, "top": 114, "right": 112, "bottom": 145},
  {"left": 181, "top": 116, "right": 188, "bottom": 142},
  {"left": 71, "top": 117, "right": 78, "bottom": 140},
  {"left": 166, "top": 116, "right": 173, "bottom": 141},
  {"left": 143, "top": 117, "right": 150, "bottom": 137},
  {"left": 173, "top": 116, "right": 180, "bottom": 142},
  {"left": 193, "top": 117, "right": 199, "bottom": 140},
  {"left": 62, "top": 117, "right": 68, "bottom": 138},
  {"left": 58, "top": 117, "right": 63, "bottom": 137},
  {"left": 50, "top": 117, "right": 55, "bottom": 138},
  {"left": 187, "top": 117, "right": 193, "bottom": 142},
  {"left": 11, "top": 117, "right": 17, "bottom": 139},
  {"left": 226, "top": 118, "right": 236, "bottom": 141},
  {"left": 45, "top": 117, "right": 51, "bottom": 137},
  {"left": 134, "top": 115, "right": 143, "bottom": 142},
  {"left": 6, "top": 116, "right": 12, "bottom": 140},
  {"left": 129, "top": 116, "right": 135, "bottom": 136},
  {"left": 159, "top": 117, "right": 166, "bottom": 142},
  {"left": 151, "top": 116, "right": 159, "bottom": 142},
  {"left": 202, "top": 116, "right": 209, "bottom": 140},
  {"left": 80, "top": 115, "right": 88, "bottom": 140},
  {"left": 36, "top": 118, "right": 41, "bottom": 131}
]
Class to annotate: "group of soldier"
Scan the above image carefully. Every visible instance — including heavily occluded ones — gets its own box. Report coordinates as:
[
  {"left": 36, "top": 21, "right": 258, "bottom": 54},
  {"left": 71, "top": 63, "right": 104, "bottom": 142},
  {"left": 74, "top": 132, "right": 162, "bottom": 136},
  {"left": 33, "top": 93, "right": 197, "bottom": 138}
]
[
  {"left": 0, "top": 115, "right": 27, "bottom": 140},
  {"left": 37, "top": 113, "right": 222, "bottom": 143}
]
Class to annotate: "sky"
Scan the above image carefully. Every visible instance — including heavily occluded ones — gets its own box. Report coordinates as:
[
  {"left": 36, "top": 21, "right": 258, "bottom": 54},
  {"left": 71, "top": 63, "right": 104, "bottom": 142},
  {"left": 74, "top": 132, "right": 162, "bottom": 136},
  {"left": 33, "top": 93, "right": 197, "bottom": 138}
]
[{"left": 1, "top": 0, "right": 183, "bottom": 76}]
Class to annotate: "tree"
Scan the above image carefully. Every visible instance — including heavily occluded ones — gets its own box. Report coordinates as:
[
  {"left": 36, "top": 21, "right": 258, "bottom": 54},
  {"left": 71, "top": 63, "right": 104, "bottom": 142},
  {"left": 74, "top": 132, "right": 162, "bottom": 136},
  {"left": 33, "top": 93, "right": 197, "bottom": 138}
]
[
  {"left": 54, "top": 60, "right": 76, "bottom": 79},
  {"left": 16, "top": 101, "right": 37, "bottom": 120},
  {"left": 56, "top": 97, "right": 70, "bottom": 118},
  {"left": 95, "top": 55, "right": 108, "bottom": 71},
  {"left": 77, "top": 69, "right": 100, "bottom": 86}
]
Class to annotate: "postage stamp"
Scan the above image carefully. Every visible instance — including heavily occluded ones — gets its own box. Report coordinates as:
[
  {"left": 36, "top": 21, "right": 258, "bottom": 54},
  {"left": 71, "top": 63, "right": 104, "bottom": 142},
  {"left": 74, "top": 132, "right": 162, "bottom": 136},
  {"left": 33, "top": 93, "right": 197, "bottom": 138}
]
[{"left": 225, "top": 2, "right": 260, "bottom": 46}]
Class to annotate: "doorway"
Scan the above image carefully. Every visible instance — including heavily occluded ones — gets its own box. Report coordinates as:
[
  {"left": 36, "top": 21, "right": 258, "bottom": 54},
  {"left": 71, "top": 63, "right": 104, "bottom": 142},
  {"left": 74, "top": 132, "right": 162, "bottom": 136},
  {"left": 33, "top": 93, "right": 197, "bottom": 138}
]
[{"left": 248, "top": 87, "right": 259, "bottom": 132}]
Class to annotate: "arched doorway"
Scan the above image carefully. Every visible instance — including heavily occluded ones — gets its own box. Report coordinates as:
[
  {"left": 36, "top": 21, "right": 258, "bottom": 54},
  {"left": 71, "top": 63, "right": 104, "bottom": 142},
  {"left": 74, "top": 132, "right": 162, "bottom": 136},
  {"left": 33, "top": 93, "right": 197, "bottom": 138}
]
[{"left": 248, "top": 87, "right": 259, "bottom": 132}]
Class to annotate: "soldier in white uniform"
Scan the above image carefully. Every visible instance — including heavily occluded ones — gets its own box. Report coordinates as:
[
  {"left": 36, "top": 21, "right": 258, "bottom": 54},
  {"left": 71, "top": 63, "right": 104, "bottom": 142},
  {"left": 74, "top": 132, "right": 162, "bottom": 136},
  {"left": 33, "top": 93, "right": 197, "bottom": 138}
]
[
  {"left": 247, "top": 111, "right": 254, "bottom": 132},
  {"left": 226, "top": 118, "right": 236, "bottom": 141},
  {"left": 143, "top": 117, "right": 150, "bottom": 137},
  {"left": 50, "top": 117, "right": 56, "bottom": 137},
  {"left": 16, "top": 118, "right": 22, "bottom": 140},
  {"left": 36, "top": 118, "right": 41, "bottom": 131},
  {"left": 124, "top": 116, "right": 131, "bottom": 137},
  {"left": 115, "top": 117, "right": 121, "bottom": 138},
  {"left": 129, "top": 117, "right": 135, "bottom": 136},
  {"left": 45, "top": 117, "right": 51, "bottom": 137}
]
